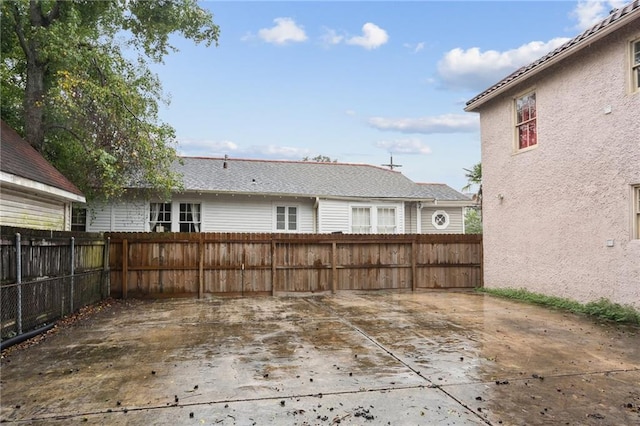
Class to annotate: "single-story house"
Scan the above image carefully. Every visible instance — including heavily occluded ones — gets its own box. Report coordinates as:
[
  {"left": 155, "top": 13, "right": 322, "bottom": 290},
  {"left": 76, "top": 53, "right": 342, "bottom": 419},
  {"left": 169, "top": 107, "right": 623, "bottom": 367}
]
[
  {"left": 0, "top": 120, "right": 86, "bottom": 231},
  {"left": 82, "top": 156, "right": 471, "bottom": 234},
  {"left": 465, "top": 2, "right": 639, "bottom": 307}
]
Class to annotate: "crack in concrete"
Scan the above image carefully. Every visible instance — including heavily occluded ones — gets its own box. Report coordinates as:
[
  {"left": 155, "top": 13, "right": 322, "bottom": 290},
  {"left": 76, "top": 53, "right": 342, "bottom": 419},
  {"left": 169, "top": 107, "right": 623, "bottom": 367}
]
[{"left": 304, "top": 298, "right": 493, "bottom": 425}]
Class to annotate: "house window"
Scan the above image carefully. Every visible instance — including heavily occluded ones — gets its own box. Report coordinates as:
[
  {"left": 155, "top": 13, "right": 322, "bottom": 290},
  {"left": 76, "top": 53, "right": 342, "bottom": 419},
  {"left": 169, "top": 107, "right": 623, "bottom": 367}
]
[
  {"left": 634, "top": 186, "right": 640, "bottom": 239},
  {"left": 276, "top": 206, "right": 298, "bottom": 231},
  {"left": 351, "top": 207, "right": 372, "bottom": 233},
  {"left": 149, "top": 202, "right": 171, "bottom": 232},
  {"left": 179, "top": 203, "right": 201, "bottom": 232},
  {"left": 633, "top": 40, "right": 640, "bottom": 91},
  {"left": 71, "top": 207, "right": 87, "bottom": 232},
  {"left": 432, "top": 210, "right": 450, "bottom": 230},
  {"left": 377, "top": 207, "right": 397, "bottom": 234},
  {"left": 515, "top": 91, "right": 537, "bottom": 150}
]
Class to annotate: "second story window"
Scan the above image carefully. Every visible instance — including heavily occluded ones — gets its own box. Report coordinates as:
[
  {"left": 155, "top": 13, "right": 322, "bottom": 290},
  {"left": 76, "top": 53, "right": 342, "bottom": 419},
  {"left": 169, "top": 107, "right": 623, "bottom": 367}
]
[
  {"left": 633, "top": 39, "right": 640, "bottom": 91},
  {"left": 515, "top": 91, "right": 537, "bottom": 150}
]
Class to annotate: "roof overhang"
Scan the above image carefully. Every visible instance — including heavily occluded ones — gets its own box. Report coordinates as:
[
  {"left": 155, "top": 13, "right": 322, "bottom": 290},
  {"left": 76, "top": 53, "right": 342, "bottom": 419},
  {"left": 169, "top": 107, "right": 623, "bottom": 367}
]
[
  {"left": 1, "top": 171, "right": 86, "bottom": 203},
  {"left": 464, "top": 8, "right": 639, "bottom": 112}
]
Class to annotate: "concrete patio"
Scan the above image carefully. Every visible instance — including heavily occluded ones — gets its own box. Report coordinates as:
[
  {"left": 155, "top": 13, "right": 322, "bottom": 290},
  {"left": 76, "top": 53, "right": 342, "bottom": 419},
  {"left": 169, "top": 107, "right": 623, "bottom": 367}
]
[{"left": 1, "top": 292, "right": 638, "bottom": 425}]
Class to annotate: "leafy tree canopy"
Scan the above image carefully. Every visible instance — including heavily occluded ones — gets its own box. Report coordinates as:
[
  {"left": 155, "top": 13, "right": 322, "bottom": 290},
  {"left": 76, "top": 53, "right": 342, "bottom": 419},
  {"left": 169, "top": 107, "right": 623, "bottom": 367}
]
[
  {"left": 303, "top": 155, "right": 338, "bottom": 163},
  {"left": 1, "top": 0, "right": 220, "bottom": 201},
  {"left": 462, "top": 162, "right": 482, "bottom": 205}
]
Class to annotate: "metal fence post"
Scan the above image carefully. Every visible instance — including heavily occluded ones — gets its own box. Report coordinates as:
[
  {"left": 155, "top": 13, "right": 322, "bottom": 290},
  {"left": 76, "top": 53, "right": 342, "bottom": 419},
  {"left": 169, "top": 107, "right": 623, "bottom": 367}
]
[
  {"left": 16, "top": 233, "right": 22, "bottom": 335},
  {"left": 70, "top": 237, "right": 75, "bottom": 313}
]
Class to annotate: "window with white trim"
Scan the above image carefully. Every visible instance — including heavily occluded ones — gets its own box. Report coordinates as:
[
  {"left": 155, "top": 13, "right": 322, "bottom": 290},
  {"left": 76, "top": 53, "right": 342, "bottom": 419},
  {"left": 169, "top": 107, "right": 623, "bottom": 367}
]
[
  {"left": 71, "top": 207, "right": 87, "bottom": 232},
  {"left": 351, "top": 207, "right": 372, "bottom": 233},
  {"left": 432, "top": 210, "right": 450, "bottom": 230},
  {"left": 634, "top": 185, "right": 640, "bottom": 239},
  {"left": 515, "top": 91, "right": 537, "bottom": 150},
  {"left": 179, "top": 203, "right": 201, "bottom": 232},
  {"left": 633, "top": 39, "right": 640, "bottom": 91},
  {"left": 377, "top": 207, "right": 397, "bottom": 234},
  {"left": 276, "top": 206, "right": 298, "bottom": 231},
  {"left": 149, "top": 202, "right": 171, "bottom": 232}
]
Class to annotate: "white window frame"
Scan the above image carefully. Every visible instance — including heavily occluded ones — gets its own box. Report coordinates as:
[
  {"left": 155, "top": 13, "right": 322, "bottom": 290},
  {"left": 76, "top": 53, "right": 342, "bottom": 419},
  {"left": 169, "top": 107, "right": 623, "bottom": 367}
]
[
  {"left": 275, "top": 205, "right": 298, "bottom": 232},
  {"left": 179, "top": 203, "right": 201, "bottom": 233},
  {"left": 632, "top": 39, "right": 640, "bottom": 92},
  {"left": 350, "top": 205, "right": 398, "bottom": 234},
  {"left": 149, "top": 202, "right": 172, "bottom": 232},
  {"left": 71, "top": 207, "right": 87, "bottom": 232},
  {"left": 376, "top": 207, "right": 397, "bottom": 234},
  {"left": 432, "top": 210, "right": 450, "bottom": 230},
  {"left": 514, "top": 90, "right": 537, "bottom": 151},
  {"left": 634, "top": 185, "right": 640, "bottom": 239},
  {"left": 351, "top": 206, "right": 372, "bottom": 234}
]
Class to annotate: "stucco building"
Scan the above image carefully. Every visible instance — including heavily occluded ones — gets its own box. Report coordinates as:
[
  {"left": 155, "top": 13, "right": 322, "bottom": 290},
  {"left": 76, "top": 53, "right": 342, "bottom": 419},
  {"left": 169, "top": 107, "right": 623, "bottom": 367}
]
[{"left": 465, "top": 2, "right": 640, "bottom": 308}]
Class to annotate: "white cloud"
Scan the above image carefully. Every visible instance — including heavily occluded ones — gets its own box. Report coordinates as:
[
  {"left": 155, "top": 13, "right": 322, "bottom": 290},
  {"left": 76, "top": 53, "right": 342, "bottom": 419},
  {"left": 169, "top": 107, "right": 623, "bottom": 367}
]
[
  {"left": 177, "top": 139, "right": 309, "bottom": 159},
  {"left": 437, "top": 37, "right": 570, "bottom": 92},
  {"left": 368, "top": 114, "right": 479, "bottom": 134},
  {"left": 375, "top": 138, "right": 431, "bottom": 155},
  {"left": 178, "top": 139, "right": 239, "bottom": 156},
  {"left": 571, "top": 0, "right": 626, "bottom": 31},
  {"left": 257, "top": 17, "right": 307, "bottom": 45},
  {"left": 345, "top": 109, "right": 357, "bottom": 116},
  {"left": 346, "top": 23, "right": 389, "bottom": 50},
  {"left": 248, "top": 144, "right": 310, "bottom": 158},
  {"left": 320, "top": 27, "right": 344, "bottom": 47},
  {"left": 404, "top": 42, "right": 425, "bottom": 54}
]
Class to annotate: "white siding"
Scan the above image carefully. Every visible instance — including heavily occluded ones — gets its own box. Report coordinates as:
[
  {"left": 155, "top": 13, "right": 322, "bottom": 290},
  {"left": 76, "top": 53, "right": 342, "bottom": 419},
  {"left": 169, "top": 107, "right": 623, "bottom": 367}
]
[
  {"left": 317, "top": 199, "right": 350, "bottom": 233},
  {"left": 0, "top": 186, "right": 67, "bottom": 230},
  {"left": 420, "top": 207, "right": 464, "bottom": 234},
  {"left": 404, "top": 202, "right": 419, "bottom": 233},
  {"left": 86, "top": 194, "right": 316, "bottom": 233},
  {"left": 87, "top": 203, "right": 113, "bottom": 232},
  {"left": 318, "top": 199, "right": 405, "bottom": 233}
]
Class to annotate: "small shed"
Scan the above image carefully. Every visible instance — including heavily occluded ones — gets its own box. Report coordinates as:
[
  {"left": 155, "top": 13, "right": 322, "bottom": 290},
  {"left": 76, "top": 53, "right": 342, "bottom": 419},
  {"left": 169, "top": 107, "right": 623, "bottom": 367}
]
[{"left": 0, "top": 120, "right": 85, "bottom": 230}]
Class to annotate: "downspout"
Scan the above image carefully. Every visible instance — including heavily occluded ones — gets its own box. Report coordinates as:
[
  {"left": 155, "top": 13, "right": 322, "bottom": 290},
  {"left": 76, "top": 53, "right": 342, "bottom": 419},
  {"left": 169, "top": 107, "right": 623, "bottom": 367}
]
[
  {"left": 314, "top": 197, "right": 320, "bottom": 233},
  {"left": 416, "top": 202, "right": 422, "bottom": 234}
]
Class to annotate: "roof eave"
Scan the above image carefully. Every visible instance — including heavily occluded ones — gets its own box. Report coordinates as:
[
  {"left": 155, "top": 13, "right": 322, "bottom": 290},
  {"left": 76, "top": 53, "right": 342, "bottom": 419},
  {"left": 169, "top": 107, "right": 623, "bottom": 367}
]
[
  {"left": 464, "top": 11, "right": 638, "bottom": 112},
  {"left": 1, "top": 171, "right": 86, "bottom": 203}
]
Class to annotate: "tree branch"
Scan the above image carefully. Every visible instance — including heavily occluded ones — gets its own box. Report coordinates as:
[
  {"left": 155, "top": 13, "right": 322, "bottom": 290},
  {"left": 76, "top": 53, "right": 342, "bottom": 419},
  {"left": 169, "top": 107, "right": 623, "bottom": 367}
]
[
  {"left": 12, "top": 4, "right": 32, "bottom": 61},
  {"left": 42, "top": 0, "right": 61, "bottom": 26}
]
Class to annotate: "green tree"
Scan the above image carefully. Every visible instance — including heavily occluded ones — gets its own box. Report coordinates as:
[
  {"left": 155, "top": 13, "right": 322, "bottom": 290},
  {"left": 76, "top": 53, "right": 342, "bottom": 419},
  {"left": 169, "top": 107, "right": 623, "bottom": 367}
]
[
  {"left": 461, "top": 162, "right": 482, "bottom": 205},
  {"left": 303, "top": 155, "right": 337, "bottom": 163},
  {"left": 464, "top": 208, "right": 482, "bottom": 234},
  {"left": 1, "top": 0, "right": 220, "bottom": 200}
]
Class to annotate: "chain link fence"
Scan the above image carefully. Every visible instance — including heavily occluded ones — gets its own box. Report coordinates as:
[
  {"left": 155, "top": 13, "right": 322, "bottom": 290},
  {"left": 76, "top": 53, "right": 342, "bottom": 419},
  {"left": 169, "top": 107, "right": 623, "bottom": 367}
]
[{"left": 1, "top": 228, "right": 109, "bottom": 345}]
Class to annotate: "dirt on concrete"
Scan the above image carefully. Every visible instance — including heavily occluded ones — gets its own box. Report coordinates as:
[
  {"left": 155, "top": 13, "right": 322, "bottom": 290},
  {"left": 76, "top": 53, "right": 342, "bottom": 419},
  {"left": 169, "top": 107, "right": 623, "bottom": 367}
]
[{"left": 1, "top": 291, "right": 638, "bottom": 425}]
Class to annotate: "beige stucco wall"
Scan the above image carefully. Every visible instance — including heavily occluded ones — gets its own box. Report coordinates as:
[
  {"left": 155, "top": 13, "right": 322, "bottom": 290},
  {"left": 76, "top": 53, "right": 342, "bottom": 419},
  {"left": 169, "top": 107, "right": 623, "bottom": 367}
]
[{"left": 477, "top": 23, "right": 640, "bottom": 308}]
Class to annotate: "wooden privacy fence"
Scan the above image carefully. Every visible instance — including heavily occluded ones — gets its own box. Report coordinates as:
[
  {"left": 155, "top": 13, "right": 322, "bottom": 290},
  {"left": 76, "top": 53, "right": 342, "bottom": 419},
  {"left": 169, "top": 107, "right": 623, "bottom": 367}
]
[
  {"left": 1, "top": 227, "right": 109, "bottom": 343},
  {"left": 106, "top": 232, "right": 482, "bottom": 298}
]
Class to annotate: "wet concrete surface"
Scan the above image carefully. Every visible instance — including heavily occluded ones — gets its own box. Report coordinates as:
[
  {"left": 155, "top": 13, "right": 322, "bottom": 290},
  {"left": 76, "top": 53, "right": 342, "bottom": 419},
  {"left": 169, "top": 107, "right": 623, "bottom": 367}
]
[{"left": 1, "top": 291, "right": 638, "bottom": 425}]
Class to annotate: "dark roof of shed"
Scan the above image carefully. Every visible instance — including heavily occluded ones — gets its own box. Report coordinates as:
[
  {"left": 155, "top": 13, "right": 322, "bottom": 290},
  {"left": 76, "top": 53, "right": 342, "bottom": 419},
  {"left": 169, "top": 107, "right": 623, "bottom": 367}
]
[
  {"left": 465, "top": 0, "right": 640, "bottom": 111},
  {"left": 0, "top": 120, "right": 84, "bottom": 196},
  {"left": 173, "top": 156, "right": 469, "bottom": 201}
]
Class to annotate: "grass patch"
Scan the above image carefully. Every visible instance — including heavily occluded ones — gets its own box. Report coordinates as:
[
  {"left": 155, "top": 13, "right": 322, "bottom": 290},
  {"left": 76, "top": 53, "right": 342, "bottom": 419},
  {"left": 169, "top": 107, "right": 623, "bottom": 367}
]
[{"left": 477, "top": 287, "right": 640, "bottom": 325}]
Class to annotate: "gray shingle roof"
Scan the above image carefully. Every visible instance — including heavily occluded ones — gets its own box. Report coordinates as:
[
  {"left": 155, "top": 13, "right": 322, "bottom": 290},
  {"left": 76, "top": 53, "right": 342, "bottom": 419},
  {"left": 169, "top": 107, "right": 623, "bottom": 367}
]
[
  {"left": 465, "top": 0, "right": 640, "bottom": 111},
  {"left": 172, "top": 157, "right": 469, "bottom": 202}
]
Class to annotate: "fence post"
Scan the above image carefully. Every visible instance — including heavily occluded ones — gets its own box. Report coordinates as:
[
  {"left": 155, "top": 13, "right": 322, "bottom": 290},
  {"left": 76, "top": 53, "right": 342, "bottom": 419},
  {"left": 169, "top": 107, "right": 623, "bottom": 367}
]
[
  {"left": 271, "top": 240, "right": 276, "bottom": 296},
  {"left": 198, "top": 234, "right": 204, "bottom": 299},
  {"left": 70, "top": 237, "right": 75, "bottom": 312},
  {"left": 103, "top": 237, "right": 111, "bottom": 298},
  {"left": 411, "top": 240, "right": 417, "bottom": 292},
  {"left": 15, "top": 233, "right": 22, "bottom": 335},
  {"left": 122, "top": 239, "right": 128, "bottom": 299},
  {"left": 331, "top": 241, "right": 337, "bottom": 294}
]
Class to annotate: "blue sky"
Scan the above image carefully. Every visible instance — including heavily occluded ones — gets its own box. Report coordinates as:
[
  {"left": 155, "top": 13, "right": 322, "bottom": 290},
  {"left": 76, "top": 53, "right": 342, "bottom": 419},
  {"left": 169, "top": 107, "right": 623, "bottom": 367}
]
[{"left": 151, "top": 0, "right": 626, "bottom": 191}]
